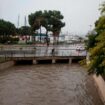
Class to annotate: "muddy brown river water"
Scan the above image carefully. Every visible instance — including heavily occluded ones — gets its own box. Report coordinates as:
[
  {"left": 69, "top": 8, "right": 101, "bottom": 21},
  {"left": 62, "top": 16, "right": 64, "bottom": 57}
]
[{"left": 0, "top": 64, "right": 104, "bottom": 105}]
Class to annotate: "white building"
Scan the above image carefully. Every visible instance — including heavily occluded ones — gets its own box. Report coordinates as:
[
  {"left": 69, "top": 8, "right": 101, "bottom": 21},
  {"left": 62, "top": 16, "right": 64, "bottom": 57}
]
[{"left": 65, "top": 34, "right": 83, "bottom": 43}]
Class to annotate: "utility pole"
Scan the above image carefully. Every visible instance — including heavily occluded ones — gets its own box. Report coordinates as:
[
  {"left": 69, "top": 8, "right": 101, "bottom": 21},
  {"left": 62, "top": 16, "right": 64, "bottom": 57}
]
[
  {"left": 24, "top": 16, "right": 27, "bottom": 44},
  {"left": 24, "top": 16, "right": 27, "bottom": 26}
]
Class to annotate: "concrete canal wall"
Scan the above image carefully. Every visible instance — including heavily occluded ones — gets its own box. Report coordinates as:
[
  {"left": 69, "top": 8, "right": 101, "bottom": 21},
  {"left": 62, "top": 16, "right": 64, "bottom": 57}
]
[
  {"left": 0, "top": 61, "right": 15, "bottom": 70},
  {"left": 93, "top": 75, "right": 105, "bottom": 104}
]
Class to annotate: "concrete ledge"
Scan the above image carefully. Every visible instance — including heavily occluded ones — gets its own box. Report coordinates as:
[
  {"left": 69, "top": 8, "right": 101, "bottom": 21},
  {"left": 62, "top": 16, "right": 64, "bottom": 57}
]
[
  {"left": 0, "top": 61, "right": 14, "bottom": 70},
  {"left": 93, "top": 74, "right": 105, "bottom": 104},
  {"left": 33, "top": 60, "right": 37, "bottom": 64}
]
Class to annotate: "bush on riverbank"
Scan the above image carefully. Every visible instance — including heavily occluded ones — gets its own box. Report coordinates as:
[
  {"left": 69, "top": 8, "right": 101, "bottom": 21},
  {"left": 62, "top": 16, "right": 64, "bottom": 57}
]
[
  {"left": 86, "top": 2, "right": 105, "bottom": 77},
  {"left": 0, "top": 37, "right": 19, "bottom": 44}
]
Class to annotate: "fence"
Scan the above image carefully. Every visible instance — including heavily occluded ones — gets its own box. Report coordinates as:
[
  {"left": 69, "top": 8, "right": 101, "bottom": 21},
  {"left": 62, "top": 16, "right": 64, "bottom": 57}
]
[{"left": 0, "top": 49, "right": 86, "bottom": 59}]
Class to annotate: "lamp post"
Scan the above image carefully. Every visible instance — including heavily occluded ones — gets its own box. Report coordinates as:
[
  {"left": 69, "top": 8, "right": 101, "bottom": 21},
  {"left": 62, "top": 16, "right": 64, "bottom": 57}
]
[{"left": 39, "top": 20, "right": 41, "bottom": 43}]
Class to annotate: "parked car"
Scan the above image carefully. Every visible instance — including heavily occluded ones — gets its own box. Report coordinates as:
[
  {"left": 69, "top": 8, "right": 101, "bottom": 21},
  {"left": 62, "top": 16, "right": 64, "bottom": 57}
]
[{"left": 76, "top": 46, "right": 85, "bottom": 51}]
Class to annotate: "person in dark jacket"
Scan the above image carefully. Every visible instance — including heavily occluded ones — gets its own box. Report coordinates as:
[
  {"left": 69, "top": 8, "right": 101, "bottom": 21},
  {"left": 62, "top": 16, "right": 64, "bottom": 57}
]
[{"left": 51, "top": 48, "right": 55, "bottom": 55}]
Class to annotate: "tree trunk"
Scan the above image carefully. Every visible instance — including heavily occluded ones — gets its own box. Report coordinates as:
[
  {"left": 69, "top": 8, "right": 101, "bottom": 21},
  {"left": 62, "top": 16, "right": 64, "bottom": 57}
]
[
  {"left": 53, "top": 36, "right": 56, "bottom": 45},
  {"left": 46, "top": 30, "right": 48, "bottom": 40}
]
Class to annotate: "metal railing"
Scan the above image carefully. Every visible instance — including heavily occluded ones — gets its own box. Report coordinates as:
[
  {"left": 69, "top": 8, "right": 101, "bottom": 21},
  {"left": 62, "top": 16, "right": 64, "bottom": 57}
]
[{"left": 0, "top": 49, "right": 86, "bottom": 58}]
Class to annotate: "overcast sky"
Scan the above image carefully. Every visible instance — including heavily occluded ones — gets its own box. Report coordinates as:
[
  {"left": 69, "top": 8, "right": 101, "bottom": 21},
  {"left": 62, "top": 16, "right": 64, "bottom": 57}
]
[{"left": 0, "top": 0, "right": 104, "bottom": 35}]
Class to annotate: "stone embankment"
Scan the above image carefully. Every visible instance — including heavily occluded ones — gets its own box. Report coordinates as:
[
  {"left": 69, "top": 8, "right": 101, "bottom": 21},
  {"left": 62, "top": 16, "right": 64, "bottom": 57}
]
[
  {"left": 93, "top": 75, "right": 105, "bottom": 104},
  {"left": 0, "top": 61, "right": 14, "bottom": 70}
]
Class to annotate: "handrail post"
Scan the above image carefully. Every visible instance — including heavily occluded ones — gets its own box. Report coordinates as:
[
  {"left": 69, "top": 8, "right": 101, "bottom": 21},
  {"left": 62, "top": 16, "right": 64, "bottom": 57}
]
[
  {"left": 11, "top": 51, "right": 13, "bottom": 60},
  {"left": 24, "top": 51, "right": 25, "bottom": 57},
  {"left": 5, "top": 52, "right": 6, "bottom": 61}
]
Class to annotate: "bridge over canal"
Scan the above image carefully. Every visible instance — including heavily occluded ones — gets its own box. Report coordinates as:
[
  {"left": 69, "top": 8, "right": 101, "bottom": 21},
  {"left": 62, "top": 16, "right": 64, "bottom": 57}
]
[{"left": 0, "top": 48, "right": 86, "bottom": 64}]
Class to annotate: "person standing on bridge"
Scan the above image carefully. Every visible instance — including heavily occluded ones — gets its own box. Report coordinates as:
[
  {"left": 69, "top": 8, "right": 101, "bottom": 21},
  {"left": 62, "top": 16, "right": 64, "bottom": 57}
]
[{"left": 51, "top": 48, "right": 55, "bottom": 56}]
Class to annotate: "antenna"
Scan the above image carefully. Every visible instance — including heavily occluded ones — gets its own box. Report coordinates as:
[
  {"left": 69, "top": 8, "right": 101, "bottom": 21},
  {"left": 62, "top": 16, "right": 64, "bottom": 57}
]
[{"left": 17, "top": 15, "right": 20, "bottom": 28}]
